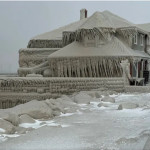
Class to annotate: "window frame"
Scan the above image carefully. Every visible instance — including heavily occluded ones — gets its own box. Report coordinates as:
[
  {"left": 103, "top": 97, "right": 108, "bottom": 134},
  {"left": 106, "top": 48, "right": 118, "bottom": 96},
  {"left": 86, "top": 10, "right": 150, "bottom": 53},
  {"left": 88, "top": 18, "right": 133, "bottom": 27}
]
[
  {"left": 134, "top": 33, "right": 137, "bottom": 44},
  {"left": 140, "top": 34, "right": 144, "bottom": 46}
]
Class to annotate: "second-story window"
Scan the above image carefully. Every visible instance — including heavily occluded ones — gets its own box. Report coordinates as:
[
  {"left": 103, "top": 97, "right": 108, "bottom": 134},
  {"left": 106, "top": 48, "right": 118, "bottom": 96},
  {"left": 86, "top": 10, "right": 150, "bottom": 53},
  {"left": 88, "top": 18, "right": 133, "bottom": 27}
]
[
  {"left": 134, "top": 33, "right": 137, "bottom": 44},
  {"left": 140, "top": 35, "right": 144, "bottom": 46}
]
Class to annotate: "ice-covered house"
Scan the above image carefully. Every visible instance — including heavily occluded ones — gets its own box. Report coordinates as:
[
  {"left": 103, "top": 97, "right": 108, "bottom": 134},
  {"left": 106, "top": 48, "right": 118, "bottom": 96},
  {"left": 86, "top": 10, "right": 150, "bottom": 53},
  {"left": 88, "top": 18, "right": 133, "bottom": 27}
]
[
  {"left": 18, "top": 9, "right": 150, "bottom": 84},
  {"left": 1, "top": 9, "right": 150, "bottom": 108}
]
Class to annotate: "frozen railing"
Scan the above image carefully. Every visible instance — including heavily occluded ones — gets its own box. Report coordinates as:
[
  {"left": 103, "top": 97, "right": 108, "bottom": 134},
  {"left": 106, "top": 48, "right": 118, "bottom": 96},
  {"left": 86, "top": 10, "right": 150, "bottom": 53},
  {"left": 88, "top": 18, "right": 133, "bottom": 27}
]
[{"left": 0, "top": 77, "right": 124, "bottom": 108}]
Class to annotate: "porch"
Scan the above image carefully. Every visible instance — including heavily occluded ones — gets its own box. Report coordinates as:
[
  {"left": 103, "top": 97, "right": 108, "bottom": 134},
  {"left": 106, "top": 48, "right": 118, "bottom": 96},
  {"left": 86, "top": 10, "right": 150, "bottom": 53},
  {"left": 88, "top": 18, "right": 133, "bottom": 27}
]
[{"left": 129, "top": 58, "right": 150, "bottom": 86}]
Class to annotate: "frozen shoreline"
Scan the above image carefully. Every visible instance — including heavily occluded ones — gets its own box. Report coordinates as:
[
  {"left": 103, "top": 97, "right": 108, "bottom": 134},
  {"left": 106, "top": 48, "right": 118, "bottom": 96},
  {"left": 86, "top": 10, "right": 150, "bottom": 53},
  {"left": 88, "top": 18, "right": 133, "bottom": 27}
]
[{"left": 0, "top": 91, "right": 150, "bottom": 150}]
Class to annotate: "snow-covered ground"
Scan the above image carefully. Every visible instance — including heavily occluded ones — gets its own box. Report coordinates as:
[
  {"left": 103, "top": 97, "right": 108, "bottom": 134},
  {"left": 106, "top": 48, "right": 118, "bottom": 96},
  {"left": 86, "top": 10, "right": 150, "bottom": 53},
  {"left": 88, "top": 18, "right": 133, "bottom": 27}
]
[{"left": 0, "top": 92, "right": 150, "bottom": 150}]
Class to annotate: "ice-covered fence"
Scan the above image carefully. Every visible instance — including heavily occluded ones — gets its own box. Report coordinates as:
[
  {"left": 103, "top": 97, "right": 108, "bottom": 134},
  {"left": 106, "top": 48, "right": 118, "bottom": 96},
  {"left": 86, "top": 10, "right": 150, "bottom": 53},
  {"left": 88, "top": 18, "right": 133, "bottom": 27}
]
[
  {"left": 0, "top": 77, "right": 124, "bottom": 93},
  {"left": 49, "top": 77, "right": 124, "bottom": 94},
  {"left": 0, "top": 77, "right": 124, "bottom": 108},
  {"left": 0, "top": 93, "right": 57, "bottom": 109},
  {"left": 125, "top": 86, "right": 150, "bottom": 93}
]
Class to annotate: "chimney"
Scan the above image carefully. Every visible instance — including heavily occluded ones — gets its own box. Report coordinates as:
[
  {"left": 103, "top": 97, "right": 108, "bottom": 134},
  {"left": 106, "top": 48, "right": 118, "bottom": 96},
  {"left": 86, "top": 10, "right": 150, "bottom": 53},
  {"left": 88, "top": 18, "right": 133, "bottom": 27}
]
[{"left": 80, "top": 9, "right": 87, "bottom": 20}]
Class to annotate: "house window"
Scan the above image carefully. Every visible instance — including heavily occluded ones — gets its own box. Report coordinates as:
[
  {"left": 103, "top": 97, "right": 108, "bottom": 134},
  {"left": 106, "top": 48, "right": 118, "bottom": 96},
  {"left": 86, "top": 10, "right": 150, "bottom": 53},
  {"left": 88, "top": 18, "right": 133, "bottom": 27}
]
[
  {"left": 140, "top": 35, "right": 144, "bottom": 46},
  {"left": 134, "top": 34, "right": 137, "bottom": 44}
]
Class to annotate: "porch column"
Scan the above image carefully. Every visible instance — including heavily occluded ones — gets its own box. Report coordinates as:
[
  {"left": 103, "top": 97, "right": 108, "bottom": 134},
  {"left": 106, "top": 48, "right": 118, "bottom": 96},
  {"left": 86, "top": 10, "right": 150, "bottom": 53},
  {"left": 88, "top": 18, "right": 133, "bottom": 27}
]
[
  {"left": 133, "top": 58, "right": 139, "bottom": 86},
  {"left": 136, "top": 61, "right": 138, "bottom": 78},
  {"left": 147, "top": 60, "right": 150, "bottom": 83},
  {"left": 141, "top": 60, "right": 144, "bottom": 78},
  {"left": 148, "top": 60, "right": 150, "bottom": 71},
  {"left": 120, "top": 59, "right": 130, "bottom": 86}
]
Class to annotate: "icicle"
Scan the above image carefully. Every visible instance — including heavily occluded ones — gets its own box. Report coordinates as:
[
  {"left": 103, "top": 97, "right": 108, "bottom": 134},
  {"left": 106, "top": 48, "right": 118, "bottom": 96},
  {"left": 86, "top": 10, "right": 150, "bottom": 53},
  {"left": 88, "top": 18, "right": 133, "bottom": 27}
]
[
  {"left": 99, "top": 59, "right": 102, "bottom": 77},
  {"left": 63, "top": 61, "right": 67, "bottom": 77},
  {"left": 115, "top": 59, "right": 120, "bottom": 77},
  {"left": 86, "top": 58, "right": 91, "bottom": 77},
  {"left": 103, "top": 59, "right": 107, "bottom": 77},
  {"left": 102, "top": 59, "right": 107, "bottom": 77},
  {"left": 108, "top": 59, "right": 112, "bottom": 77},
  {"left": 77, "top": 60, "right": 80, "bottom": 77},
  {"left": 81, "top": 61, "right": 85, "bottom": 77},
  {"left": 93, "top": 58, "right": 97, "bottom": 77},
  {"left": 83, "top": 63, "right": 87, "bottom": 77},
  {"left": 112, "top": 59, "right": 116, "bottom": 76},
  {"left": 57, "top": 61, "right": 60, "bottom": 77},
  {"left": 59, "top": 60, "right": 62, "bottom": 77},
  {"left": 94, "top": 58, "right": 97, "bottom": 77},
  {"left": 68, "top": 59, "right": 71, "bottom": 77},
  {"left": 95, "top": 58, "right": 99, "bottom": 77}
]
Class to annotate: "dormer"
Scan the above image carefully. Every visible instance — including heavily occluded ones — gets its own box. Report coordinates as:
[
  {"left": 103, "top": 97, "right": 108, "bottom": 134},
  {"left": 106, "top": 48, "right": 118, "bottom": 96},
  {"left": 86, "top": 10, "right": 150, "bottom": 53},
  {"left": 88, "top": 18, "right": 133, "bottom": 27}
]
[
  {"left": 83, "top": 33, "right": 108, "bottom": 47},
  {"left": 132, "top": 29, "right": 148, "bottom": 52}
]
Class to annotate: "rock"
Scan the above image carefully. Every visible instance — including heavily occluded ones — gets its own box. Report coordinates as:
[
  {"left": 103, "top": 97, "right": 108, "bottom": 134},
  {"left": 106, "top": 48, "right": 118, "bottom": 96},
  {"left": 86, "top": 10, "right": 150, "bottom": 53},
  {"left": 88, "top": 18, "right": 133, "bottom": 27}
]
[
  {"left": 52, "top": 111, "right": 61, "bottom": 116},
  {"left": 88, "top": 93, "right": 95, "bottom": 98},
  {"left": 109, "top": 91, "right": 117, "bottom": 95},
  {"left": 45, "top": 99, "right": 65, "bottom": 113},
  {"left": 15, "top": 126, "right": 27, "bottom": 134},
  {"left": 15, "top": 126, "right": 33, "bottom": 134},
  {"left": 101, "top": 92, "right": 109, "bottom": 96},
  {"left": 19, "top": 114, "right": 35, "bottom": 124},
  {"left": 87, "top": 91, "right": 100, "bottom": 98},
  {"left": 101, "top": 96, "right": 115, "bottom": 103},
  {"left": 98, "top": 102, "right": 110, "bottom": 107},
  {"left": 0, "top": 113, "right": 19, "bottom": 126},
  {"left": 61, "top": 95, "right": 72, "bottom": 101},
  {"left": 74, "top": 93, "right": 91, "bottom": 104},
  {"left": 60, "top": 96, "right": 75, "bottom": 107},
  {"left": 45, "top": 96, "right": 76, "bottom": 115},
  {"left": 118, "top": 103, "right": 139, "bottom": 110},
  {"left": 64, "top": 107, "right": 78, "bottom": 113},
  {"left": 116, "top": 137, "right": 138, "bottom": 145},
  {"left": 142, "top": 106, "right": 150, "bottom": 111},
  {"left": 12, "top": 100, "right": 53, "bottom": 119},
  {"left": 0, "top": 119, "right": 15, "bottom": 134},
  {"left": 95, "top": 92, "right": 102, "bottom": 98},
  {"left": 105, "top": 90, "right": 117, "bottom": 95},
  {"left": 144, "top": 136, "right": 150, "bottom": 150}
]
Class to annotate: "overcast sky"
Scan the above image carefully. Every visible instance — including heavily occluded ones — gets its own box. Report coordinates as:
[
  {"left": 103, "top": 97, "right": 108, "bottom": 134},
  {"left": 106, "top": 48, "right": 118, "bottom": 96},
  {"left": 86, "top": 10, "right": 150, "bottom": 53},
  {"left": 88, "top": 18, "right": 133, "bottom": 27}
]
[{"left": 0, "top": 1, "right": 150, "bottom": 73}]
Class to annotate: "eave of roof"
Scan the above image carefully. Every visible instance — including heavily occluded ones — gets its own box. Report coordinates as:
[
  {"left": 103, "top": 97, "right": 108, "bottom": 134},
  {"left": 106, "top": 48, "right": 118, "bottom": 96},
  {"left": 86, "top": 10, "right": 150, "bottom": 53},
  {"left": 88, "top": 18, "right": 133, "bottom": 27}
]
[
  {"left": 117, "top": 26, "right": 149, "bottom": 35},
  {"left": 48, "top": 38, "right": 150, "bottom": 59}
]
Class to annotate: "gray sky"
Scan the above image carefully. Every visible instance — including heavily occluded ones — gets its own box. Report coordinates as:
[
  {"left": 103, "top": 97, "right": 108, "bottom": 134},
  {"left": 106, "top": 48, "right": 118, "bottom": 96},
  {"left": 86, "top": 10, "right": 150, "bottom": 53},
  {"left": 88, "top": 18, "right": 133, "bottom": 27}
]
[{"left": 0, "top": 1, "right": 150, "bottom": 73}]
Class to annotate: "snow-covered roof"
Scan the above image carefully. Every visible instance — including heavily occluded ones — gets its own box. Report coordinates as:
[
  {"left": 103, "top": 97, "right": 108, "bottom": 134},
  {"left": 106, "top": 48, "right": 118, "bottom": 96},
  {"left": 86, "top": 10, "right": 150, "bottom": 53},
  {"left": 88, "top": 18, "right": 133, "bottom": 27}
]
[
  {"left": 137, "top": 23, "right": 150, "bottom": 33},
  {"left": 78, "top": 11, "right": 134, "bottom": 29},
  {"left": 48, "top": 38, "right": 150, "bottom": 59},
  {"left": 31, "top": 18, "right": 87, "bottom": 40},
  {"left": 31, "top": 10, "right": 136, "bottom": 41}
]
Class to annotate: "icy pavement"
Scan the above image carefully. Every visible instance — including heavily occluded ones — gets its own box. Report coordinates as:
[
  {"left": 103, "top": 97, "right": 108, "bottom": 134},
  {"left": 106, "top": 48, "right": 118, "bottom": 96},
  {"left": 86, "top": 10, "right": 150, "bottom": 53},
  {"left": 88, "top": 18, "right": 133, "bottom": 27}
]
[{"left": 0, "top": 93, "right": 150, "bottom": 150}]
